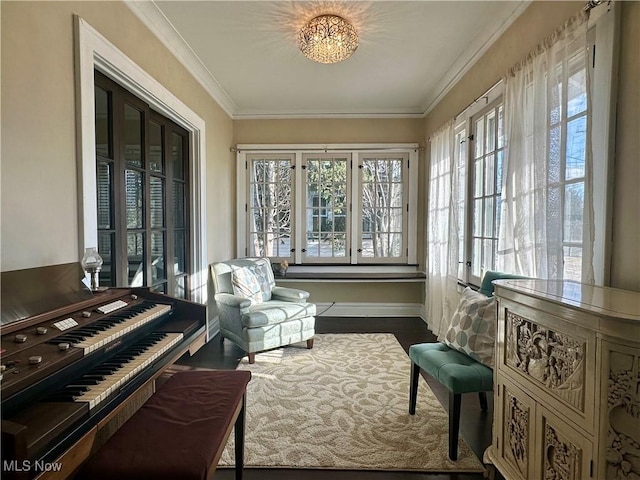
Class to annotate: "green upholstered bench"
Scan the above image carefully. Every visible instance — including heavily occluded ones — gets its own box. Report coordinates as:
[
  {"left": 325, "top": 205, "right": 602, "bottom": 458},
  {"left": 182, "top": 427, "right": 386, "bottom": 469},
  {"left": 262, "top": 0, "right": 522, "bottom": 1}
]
[
  {"left": 409, "top": 271, "right": 527, "bottom": 460},
  {"left": 409, "top": 343, "right": 492, "bottom": 460}
]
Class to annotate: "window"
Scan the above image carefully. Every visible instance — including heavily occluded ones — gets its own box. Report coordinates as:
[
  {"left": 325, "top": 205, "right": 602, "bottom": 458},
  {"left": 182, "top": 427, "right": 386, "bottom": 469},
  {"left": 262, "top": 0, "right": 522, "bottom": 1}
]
[
  {"left": 95, "top": 72, "right": 190, "bottom": 298},
  {"left": 303, "top": 154, "right": 351, "bottom": 262},
  {"left": 457, "top": 89, "right": 587, "bottom": 285},
  {"left": 453, "top": 5, "right": 616, "bottom": 286},
  {"left": 454, "top": 95, "right": 505, "bottom": 286},
  {"left": 247, "top": 154, "right": 294, "bottom": 258},
  {"left": 553, "top": 51, "right": 588, "bottom": 281},
  {"left": 454, "top": 124, "right": 467, "bottom": 281},
  {"left": 239, "top": 145, "right": 418, "bottom": 267},
  {"left": 469, "top": 101, "right": 504, "bottom": 285},
  {"left": 358, "top": 154, "right": 409, "bottom": 263}
]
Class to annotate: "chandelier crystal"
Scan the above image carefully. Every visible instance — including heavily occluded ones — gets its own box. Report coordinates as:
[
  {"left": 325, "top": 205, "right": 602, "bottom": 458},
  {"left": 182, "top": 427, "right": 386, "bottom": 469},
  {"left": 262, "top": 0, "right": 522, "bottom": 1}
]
[{"left": 298, "top": 14, "right": 358, "bottom": 64}]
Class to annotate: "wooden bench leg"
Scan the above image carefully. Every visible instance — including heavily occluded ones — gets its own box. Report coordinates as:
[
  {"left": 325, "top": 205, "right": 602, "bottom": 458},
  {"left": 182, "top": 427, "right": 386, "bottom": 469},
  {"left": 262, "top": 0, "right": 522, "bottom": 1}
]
[
  {"left": 248, "top": 352, "right": 255, "bottom": 364},
  {"left": 409, "top": 361, "right": 420, "bottom": 415},
  {"left": 307, "top": 338, "right": 314, "bottom": 349},
  {"left": 449, "top": 392, "right": 461, "bottom": 461},
  {"left": 234, "top": 393, "right": 246, "bottom": 480},
  {"left": 479, "top": 391, "right": 488, "bottom": 411}
]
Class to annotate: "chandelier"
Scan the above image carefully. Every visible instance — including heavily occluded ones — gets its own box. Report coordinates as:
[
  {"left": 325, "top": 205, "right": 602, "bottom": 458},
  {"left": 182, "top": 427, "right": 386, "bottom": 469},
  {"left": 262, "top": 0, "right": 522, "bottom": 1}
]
[{"left": 297, "top": 14, "right": 358, "bottom": 64}]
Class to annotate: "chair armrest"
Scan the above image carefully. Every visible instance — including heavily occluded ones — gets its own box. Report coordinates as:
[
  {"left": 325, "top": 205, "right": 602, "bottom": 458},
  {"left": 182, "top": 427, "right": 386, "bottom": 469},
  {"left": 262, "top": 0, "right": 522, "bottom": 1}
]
[
  {"left": 215, "top": 293, "right": 252, "bottom": 309},
  {"left": 271, "top": 286, "right": 310, "bottom": 302}
]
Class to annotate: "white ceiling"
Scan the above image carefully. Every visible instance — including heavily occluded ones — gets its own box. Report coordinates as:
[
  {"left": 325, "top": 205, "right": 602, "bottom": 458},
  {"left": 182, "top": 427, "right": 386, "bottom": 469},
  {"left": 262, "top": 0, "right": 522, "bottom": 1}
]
[{"left": 128, "top": 1, "right": 528, "bottom": 119}]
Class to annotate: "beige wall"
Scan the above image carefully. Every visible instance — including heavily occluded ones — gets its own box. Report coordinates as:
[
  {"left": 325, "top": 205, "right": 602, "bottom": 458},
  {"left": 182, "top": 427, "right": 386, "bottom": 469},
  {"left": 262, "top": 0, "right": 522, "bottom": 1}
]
[
  {"left": 424, "top": 1, "right": 640, "bottom": 292},
  {"left": 610, "top": 1, "right": 640, "bottom": 292},
  {"left": 1, "top": 1, "right": 235, "bottom": 272},
  {"left": 233, "top": 118, "right": 424, "bottom": 145},
  {"left": 276, "top": 281, "right": 423, "bottom": 304}
]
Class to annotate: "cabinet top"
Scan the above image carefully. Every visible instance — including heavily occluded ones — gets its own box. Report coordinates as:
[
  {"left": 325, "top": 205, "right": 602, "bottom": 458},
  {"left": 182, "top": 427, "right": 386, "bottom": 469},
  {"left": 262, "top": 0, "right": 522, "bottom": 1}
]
[{"left": 493, "top": 279, "right": 640, "bottom": 321}]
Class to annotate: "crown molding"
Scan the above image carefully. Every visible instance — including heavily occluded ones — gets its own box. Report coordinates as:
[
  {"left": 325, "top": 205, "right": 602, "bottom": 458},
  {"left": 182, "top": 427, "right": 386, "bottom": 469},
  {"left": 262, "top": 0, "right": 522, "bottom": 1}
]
[
  {"left": 420, "top": 0, "right": 531, "bottom": 116},
  {"left": 125, "top": 0, "right": 238, "bottom": 118},
  {"left": 232, "top": 110, "right": 426, "bottom": 120}
]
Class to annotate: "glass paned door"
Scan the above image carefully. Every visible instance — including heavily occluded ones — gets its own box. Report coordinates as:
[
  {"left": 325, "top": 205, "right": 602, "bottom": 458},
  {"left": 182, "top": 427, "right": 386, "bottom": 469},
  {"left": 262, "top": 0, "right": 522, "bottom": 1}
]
[{"left": 94, "top": 71, "right": 190, "bottom": 298}]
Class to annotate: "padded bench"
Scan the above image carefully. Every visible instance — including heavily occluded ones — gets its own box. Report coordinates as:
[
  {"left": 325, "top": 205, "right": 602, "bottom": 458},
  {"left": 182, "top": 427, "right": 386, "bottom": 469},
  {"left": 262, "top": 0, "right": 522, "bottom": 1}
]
[
  {"left": 409, "top": 271, "right": 527, "bottom": 460},
  {"left": 409, "top": 343, "right": 492, "bottom": 460},
  {"left": 79, "top": 370, "right": 251, "bottom": 480}
]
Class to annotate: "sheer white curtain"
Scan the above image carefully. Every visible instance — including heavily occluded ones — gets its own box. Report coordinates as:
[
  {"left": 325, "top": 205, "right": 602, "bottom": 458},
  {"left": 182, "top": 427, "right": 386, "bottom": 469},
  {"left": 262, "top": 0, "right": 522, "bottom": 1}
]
[
  {"left": 426, "top": 120, "right": 460, "bottom": 338},
  {"left": 498, "top": 11, "right": 594, "bottom": 283}
]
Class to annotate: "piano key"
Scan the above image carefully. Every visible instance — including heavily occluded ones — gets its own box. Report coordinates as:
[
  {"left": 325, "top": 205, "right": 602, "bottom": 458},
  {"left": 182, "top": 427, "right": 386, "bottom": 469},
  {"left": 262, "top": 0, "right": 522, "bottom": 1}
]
[
  {"left": 47, "top": 303, "right": 172, "bottom": 355},
  {"left": 64, "top": 332, "right": 183, "bottom": 410}
]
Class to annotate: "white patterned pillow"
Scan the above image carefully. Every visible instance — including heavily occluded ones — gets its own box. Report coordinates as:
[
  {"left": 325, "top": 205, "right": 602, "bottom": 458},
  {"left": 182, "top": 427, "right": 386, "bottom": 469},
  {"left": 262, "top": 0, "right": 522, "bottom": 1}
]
[
  {"left": 231, "top": 263, "right": 272, "bottom": 304},
  {"left": 444, "top": 287, "right": 497, "bottom": 368},
  {"left": 251, "top": 262, "right": 273, "bottom": 301}
]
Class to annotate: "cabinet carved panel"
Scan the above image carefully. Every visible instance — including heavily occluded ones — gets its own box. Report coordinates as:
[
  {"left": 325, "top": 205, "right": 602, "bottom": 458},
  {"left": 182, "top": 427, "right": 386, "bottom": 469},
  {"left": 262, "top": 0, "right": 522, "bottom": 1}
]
[
  {"left": 505, "top": 310, "right": 585, "bottom": 410},
  {"left": 504, "top": 390, "right": 530, "bottom": 477},
  {"left": 490, "top": 280, "right": 640, "bottom": 480},
  {"left": 606, "top": 350, "right": 640, "bottom": 480},
  {"left": 543, "top": 421, "right": 582, "bottom": 480}
]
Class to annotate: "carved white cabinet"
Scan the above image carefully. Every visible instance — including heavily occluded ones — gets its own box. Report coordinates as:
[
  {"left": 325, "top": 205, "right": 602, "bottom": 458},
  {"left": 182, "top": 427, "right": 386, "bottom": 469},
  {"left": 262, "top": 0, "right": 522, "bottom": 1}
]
[{"left": 486, "top": 280, "right": 640, "bottom": 480}]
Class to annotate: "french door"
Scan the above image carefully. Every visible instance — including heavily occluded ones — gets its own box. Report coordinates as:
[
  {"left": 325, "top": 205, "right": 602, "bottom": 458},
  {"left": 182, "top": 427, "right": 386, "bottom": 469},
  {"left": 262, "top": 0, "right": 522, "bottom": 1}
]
[{"left": 94, "top": 71, "right": 190, "bottom": 298}]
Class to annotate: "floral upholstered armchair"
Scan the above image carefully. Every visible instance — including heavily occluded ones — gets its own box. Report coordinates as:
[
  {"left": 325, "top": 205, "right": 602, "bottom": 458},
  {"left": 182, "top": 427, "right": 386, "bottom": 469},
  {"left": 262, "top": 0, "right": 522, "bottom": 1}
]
[{"left": 210, "top": 257, "right": 316, "bottom": 363}]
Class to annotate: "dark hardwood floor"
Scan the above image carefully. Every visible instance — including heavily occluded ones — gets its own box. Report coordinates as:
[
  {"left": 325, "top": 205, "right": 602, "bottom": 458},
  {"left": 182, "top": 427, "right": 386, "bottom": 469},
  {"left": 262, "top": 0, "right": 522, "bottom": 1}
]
[{"left": 176, "top": 317, "right": 495, "bottom": 480}]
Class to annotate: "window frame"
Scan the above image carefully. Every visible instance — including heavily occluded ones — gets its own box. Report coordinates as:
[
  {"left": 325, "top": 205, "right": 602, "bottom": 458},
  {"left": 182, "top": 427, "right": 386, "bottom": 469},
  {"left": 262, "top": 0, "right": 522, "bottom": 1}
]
[
  {"left": 94, "top": 71, "right": 191, "bottom": 298},
  {"left": 454, "top": 84, "right": 505, "bottom": 287},
  {"left": 302, "top": 153, "right": 353, "bottom": 264},
  {"left": 468, "top": 98, "right": 504, "bottom": 286},
  {"left": 356, "top": 152, "right": 410, "bottom": 264},
  {"left": 245, "top": 153, "right": 296, "bottom": 262},
  {"left": 76, "top": 16, "right": 207, "bottom": 304},
  {"left": 237, "top": 144, "right": 419, "bottom": 268}
]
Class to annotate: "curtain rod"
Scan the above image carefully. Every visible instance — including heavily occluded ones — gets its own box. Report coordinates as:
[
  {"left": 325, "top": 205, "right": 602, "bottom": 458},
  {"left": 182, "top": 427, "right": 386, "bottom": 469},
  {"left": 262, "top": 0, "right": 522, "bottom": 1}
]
[
  {"left": 230, "top": 146, "right": 424, "bottom": 153},
  {"left": 583, "top": 0, "right": 609, "bottom": 12},
  {"left": 427, "top": 80, "right": 503, "bottom": 142},
  {"left": 452, "top": 79, "right": 504, "bottom": 123}
]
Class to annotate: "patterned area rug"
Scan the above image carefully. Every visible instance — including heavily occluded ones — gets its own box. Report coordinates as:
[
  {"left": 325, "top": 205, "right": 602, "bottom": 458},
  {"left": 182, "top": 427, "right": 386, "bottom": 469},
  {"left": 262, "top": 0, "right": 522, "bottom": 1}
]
[{"left": 215, "top": 333, "right": 485, "bottom": 472}]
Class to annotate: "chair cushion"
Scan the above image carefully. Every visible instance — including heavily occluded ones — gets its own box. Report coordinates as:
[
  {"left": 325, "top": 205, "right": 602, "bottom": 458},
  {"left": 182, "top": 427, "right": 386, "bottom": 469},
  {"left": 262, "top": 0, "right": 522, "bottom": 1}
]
[
  {"left": 231, "top": 262, "right": 273, "bottom": 304},
  {"left": 241, "top": 301, "right": 316, "bottom": 328},
  {"left": 443, "top": 287, "right": 497, "bottom": 368},
  {"left": 409, "top": 343, "right": 493, "bottom": 394}
]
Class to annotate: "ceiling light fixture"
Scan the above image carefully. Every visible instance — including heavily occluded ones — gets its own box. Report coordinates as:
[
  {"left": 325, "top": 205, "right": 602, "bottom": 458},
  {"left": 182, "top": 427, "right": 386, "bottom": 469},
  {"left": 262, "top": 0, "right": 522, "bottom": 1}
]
[{"left": 297, "top": 14, "right": 358, "bottom": 64}]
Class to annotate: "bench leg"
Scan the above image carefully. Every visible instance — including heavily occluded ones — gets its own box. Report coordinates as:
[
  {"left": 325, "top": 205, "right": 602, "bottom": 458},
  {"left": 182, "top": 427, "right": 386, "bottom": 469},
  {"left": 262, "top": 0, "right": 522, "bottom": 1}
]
[
  {"left": 479, "top": 391, "right": 488, "bottom": 411},
  {"left": 409, "top": 361, "right": 420, "bottom": 415},
  {"left": 234, "top": 393, "right": 246, "bottom": 480},
  {"left": 449, "top": 392, "right": 461, "bottom": 461},
  {"left": 247, "top": 352, "right": 255, "bottom": 364},
  {"left": 307, "top": 338, "right": 314, "bottom": 349}
]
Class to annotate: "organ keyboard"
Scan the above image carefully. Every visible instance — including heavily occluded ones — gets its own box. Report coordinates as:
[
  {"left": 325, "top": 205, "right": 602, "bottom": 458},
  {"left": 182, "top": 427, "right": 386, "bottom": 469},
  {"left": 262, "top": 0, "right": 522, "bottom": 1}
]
[
  {"left": 0, "top": 263, "right": 207, "bottom": 480},
  {"left": 50, "top": 332, "right": 183, "bottom": 410},
  {"left": 51, "top": 302, "right": 172, "bottom": 355}
]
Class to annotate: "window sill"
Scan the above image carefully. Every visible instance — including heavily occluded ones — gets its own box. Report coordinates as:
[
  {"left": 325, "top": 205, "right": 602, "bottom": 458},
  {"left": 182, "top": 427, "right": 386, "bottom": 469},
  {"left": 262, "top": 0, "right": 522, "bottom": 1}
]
[{"left": 275, "top": 266, "right": 426, "bottom": 283}]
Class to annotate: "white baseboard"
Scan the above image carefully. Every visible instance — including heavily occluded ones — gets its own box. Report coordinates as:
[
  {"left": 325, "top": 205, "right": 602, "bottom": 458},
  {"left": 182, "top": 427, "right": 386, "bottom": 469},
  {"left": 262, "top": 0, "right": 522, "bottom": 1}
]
[
  {"left": 316, "top": 302, "right": 424, "bottom": 318},
  {"left": 206, "top": 304, "right": 428, "bottom": 343}
]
